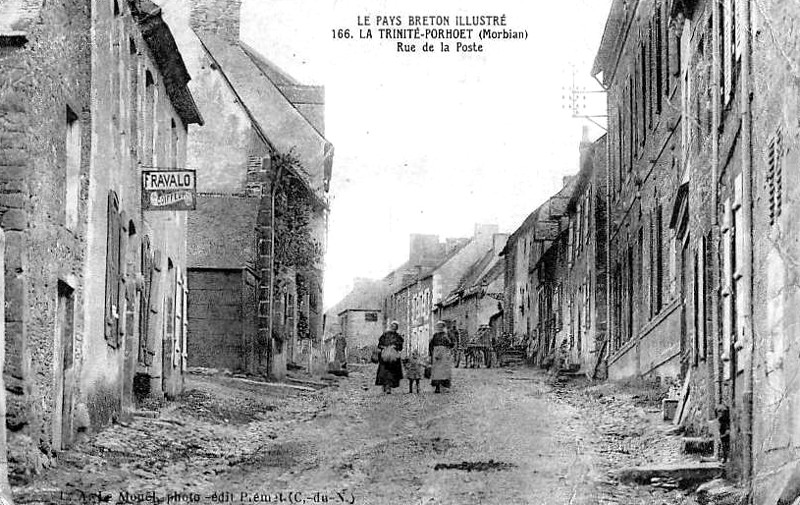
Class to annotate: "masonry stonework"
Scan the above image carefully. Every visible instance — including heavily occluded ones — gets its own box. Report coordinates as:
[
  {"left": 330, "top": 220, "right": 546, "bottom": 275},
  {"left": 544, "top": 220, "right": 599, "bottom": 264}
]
[{"left": 0, "top": 0, "right": 91, "bottom": 481}]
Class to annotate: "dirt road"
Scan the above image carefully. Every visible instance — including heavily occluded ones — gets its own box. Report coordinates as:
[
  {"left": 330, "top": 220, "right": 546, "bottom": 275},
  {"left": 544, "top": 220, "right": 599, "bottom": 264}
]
[{"left": 17, "top": 366, "right": 699, "bottom": 505}]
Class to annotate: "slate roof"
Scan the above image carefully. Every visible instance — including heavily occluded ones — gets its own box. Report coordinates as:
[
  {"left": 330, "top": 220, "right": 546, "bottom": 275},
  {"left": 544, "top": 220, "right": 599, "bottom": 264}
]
[
  {"left": 130, "top": 0, "right": 203, "bottom": 126},
  {"left": 500, "top": 176, "right": 578, "bottom": 257},
  {"left": 197, "top": 33, "right": 332, "bottom": 205},
  {"left": 391, "top": 238, "right": 473, "bottom": 295},
  {"left": 455, "top": 249, "right": 494, "bottom": 293},
  {"left": 323, "top": 279, "right": 386, "bottom": 336},
  {"left": 442, "top": 248, "right": 505, "bottom": 307}
]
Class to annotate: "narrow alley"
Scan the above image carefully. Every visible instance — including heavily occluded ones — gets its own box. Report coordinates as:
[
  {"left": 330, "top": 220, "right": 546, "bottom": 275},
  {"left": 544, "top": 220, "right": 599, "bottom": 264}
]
[{"left": 16, "top": 366, "right": 700, "bottom": 505}]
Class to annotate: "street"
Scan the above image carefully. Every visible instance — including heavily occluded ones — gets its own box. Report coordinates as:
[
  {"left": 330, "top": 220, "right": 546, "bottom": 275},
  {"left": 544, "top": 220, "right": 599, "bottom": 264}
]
[{"left": 16, "top": 366, "right": 700, "bottom": 505}]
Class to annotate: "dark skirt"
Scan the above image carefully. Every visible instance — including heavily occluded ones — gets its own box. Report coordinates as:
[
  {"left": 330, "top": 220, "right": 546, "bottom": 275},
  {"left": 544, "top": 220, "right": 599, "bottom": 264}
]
[{"left": 375, "top": 359, "right": 403, "bottom": 387}]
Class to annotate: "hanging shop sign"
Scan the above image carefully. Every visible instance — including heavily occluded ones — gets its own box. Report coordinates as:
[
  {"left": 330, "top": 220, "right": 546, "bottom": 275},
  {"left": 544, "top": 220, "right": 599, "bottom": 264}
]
[{"left": 142, "top": 170, "right": 196, "bottom": 211}]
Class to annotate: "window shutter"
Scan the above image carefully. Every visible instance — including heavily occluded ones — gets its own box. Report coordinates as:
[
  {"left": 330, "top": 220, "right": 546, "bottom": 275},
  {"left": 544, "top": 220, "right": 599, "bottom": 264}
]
[
  {"left": 767, "top": 130, "right": 783, "bottom": 226},
  {"left": 182, "top": 278, "right": 189, "bottom": 371},
  {"left": 117, "top": 211, "right": 128, "bottom": 348},
  {"left": 172, "top": 273, "right": 182, "bottom": 368},
  {"left": 144, "top": 249, "right": 163, "bottom": 367},
  {"left": 139, "top": 238, "right": 152, "bottom": 365},
  {"left": 104, "top": 191, "right": 121, "bottom": 347}
]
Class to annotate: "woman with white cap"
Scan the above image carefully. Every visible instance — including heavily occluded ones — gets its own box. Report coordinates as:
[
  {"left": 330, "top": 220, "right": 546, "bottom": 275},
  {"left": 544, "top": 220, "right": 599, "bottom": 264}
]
[
  {"left": 429, "top": 321, "right": 454, "bottom": 393},
  {"left": 375, "top": 320, "right": 404, "bottom": 394}
]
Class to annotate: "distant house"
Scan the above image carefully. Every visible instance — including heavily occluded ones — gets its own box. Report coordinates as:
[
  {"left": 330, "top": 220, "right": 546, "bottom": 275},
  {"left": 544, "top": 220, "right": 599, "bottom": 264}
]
[
  {"left": 323, "top": 277, "right": 387, "bottom": 341},
  {"left": 338, "top": 308, "right": 382, "bottom": 359},
  {"left": 383, "top": 225, "right": 500, "bottom": 355},
  {"left": 436, "top": 234, "right": 508, "bottom": 349}
]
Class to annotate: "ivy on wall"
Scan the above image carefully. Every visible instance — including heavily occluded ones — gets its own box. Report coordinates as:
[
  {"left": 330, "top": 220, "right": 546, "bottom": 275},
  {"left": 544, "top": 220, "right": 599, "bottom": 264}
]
[{"left": 272, "top": 150, "right": 324, "bottom": 274}]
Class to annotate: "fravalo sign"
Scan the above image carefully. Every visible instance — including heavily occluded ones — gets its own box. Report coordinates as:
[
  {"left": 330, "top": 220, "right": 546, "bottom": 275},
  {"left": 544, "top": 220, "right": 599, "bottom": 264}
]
[{"left": 142, "top": 170, "right": 196, "bottom": 211}]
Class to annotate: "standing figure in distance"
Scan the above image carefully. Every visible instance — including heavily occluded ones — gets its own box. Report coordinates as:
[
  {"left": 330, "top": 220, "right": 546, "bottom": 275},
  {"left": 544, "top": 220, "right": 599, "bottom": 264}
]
[
  {"left": 429, "top": 321, "right": 454, "bottom": 393},
  {"left": 375, "top": 320, "right": 404, "bottom": 394},
  {"left": 404, "top": 350, "right": 423, "bottom": 394}
]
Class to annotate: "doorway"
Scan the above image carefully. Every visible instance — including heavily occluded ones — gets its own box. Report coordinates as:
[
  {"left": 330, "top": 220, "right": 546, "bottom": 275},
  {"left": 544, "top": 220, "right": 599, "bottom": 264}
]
[{"left": 55, "top": 281, "right": 75, "bottom": 450}]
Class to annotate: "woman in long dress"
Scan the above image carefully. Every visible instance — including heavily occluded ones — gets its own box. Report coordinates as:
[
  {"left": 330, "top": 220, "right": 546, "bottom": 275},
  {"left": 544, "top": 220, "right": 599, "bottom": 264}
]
[
  {"left": 429, "top": 321, "right": 454, "bottom": 393},
  {"left": 375, "top": 321, "right": 404, "bottom": 394}
]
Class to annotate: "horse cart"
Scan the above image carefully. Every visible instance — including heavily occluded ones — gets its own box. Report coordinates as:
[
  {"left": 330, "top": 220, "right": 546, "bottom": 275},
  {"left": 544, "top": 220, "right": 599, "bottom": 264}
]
[{"left": 452, "top": 326, "right": 494, "bottom": 368}]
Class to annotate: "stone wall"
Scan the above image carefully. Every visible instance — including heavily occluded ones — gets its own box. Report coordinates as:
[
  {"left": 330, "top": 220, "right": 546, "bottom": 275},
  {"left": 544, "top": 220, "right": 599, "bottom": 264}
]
[
  {"left": 750, "top": 0, "right": 800, "bottom": 502},
  {"left": 340, "top": 310, "right": 382, "bottom": 351},
  {"left": 604, "top": 0, "right": 683, "bottom": 384},
  {"left": 0, "top": 0, "right": 92, "bottom": 478}
]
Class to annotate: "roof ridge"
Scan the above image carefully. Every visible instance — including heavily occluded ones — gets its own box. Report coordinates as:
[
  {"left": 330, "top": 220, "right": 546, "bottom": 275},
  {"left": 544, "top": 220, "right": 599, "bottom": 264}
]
[{"left": 237, "top": 41, "right": 329, "bottom": 142}]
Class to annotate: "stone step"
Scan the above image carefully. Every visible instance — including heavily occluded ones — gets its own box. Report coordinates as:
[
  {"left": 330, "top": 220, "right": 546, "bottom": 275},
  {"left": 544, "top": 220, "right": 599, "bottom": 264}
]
[{"left": 612, "top": 462, "right": 723, "bottom": 489}]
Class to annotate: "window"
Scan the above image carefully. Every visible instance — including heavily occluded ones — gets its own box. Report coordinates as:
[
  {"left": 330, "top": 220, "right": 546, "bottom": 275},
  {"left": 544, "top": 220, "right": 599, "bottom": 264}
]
[
  {"left": 655, "top": 3, "right": 663, "bottom": 113},
  {"left": 693, "top": 249, "right": 700, "bottom": 366},
  {"left": 65, "top": 106, "right": 81, "bottom": 230},
  {"left": 617, "top": 108, "right": 623, "bottom": 191},
  {"left": 144, "top": 70, "right": 155, "bottom": 164},
  {"left": 655, "top": 204, "right": 664, "bottom": 311},
  {"left": 365, "top": 312, "right": 378, "bottom": 322},
  {"left": 628, "top": 79, "right": 634, "bottom": 169},
  {"left": 722, "top": 0, "right": 742, "bottom": 104},
  {"left": 644, "top": 22, "right": 653, "bottom": 128},
  {"left": 639, "top": 40, "right": 647, "bottom": 144},
  {"left": 117, "top": 18, "right": 125, "bottom": 129},
  {"left": 129, "top": 38, "right": 139, "bottom": 150},
  {"left": 111, "top": 2, "right": 120, "bottom": 124},
  {"left": 665, "top": 7, "right": 671, "bottom": 90},
  {"left": 170, "top": 118, "right": 178, "bottom": 168}
]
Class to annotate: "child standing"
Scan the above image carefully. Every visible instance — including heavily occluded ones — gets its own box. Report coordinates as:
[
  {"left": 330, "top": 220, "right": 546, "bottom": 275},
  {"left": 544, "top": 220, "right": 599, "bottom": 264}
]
[{"left": 404, "top": 350, "right": 423, "bottom": 393}]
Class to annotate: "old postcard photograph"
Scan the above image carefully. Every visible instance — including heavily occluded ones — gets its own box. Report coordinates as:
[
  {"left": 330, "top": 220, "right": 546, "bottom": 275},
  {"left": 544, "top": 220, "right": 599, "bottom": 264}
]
[{"left": 0, "top": 0, "right": 797, "bottom": 503}]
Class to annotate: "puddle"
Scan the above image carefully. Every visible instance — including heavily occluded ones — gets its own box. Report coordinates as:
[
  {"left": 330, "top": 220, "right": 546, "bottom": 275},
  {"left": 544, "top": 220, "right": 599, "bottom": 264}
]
[{"left": 433, "top": 460, "right": 516, "bottom": 472}]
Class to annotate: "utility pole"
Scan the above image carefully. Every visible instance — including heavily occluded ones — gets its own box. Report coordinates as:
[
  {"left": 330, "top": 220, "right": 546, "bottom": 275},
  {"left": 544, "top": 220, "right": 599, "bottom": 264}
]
[{"left": 562, "top": 67, "right": 608, "bottom": 131}]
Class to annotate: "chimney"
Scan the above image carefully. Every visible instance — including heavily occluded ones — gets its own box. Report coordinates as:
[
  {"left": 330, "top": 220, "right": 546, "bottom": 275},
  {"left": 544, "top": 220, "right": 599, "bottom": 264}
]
[
  {"left": 473, "top": 224, "right": 499, "bottom": 247},
  {"left": 409, "top": 234, "right": 440, "bottom": 265},
  {"left": 189, "top": 0, "right": 242, "bottom": 44},
  {"left": 492, "top": 233, "right": 509, "bottom": 255}
]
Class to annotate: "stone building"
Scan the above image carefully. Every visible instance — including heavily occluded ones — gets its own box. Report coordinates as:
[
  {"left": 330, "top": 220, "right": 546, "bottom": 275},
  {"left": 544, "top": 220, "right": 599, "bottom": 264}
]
[
  {"left": 558, "top": 134, "right": 608, "bottom": 375},
  {"left": 383, "top": 225, "right": 499, "bottom": 356},
  {"left": 430, "top": 225, "right": 500, "bottom": 312},
  {"left": 161, "top": 0, "right": 333, "bottom": 380},
  {"left": 592, "top": 0, "right": 800, "bottom": 500},
  {"left": 0, "top": 0, "right": 201, "bottom": 483},
  {"left": 501, "top": 181, "right": 571, "bottom": 357},
  {"left": 436, "top": 233, "right": 508, "bottom": 352},
  {"left": 395, "top": 274, "right": 434, "bottom": 356},
  {"left": 322, "top": 277, "right": 387, "bottom": 341},
  {"left": 380, "top": 233, "right": 467, "bottom": 345},
  {"left": 745, "top": 1, "right": 800, "bottom": 502},
  {"left": 337, "top": 308, "right": 382, "bottom": 357},
  {"left": 1, "top": 0, "right": 92, "bottom": 477},
  {"left": 593, "top": 0, "right": 684, "bottom": 385}
]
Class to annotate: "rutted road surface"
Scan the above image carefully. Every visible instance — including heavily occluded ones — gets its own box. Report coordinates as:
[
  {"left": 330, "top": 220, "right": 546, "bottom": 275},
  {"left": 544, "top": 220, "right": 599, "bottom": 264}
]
[{"left": 18, "top": 366, "right": 699, "bottom": 505}]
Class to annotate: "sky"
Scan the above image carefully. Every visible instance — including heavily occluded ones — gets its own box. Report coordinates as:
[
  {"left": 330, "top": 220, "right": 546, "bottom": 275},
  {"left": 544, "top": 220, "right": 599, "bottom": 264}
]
[{"left": 239, "top": 0, "right": 613, "bottom": 310}]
